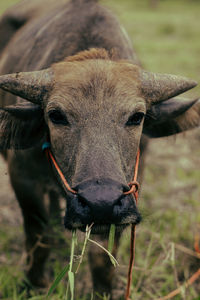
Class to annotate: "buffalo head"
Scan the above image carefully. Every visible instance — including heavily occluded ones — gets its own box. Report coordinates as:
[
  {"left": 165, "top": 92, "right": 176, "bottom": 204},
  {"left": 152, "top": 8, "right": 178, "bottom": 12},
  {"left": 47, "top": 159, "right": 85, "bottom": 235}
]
[{"left": 0, "top": 49, "right": 199, "bottom": 233}]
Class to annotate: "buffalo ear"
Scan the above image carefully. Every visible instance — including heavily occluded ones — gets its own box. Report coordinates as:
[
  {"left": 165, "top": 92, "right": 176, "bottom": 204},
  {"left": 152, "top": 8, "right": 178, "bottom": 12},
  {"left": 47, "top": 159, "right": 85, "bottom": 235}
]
[
  {"left": 143, "top": 97, "right": 200, "bottom": 138},
  {"left": 0, "top": 103, "right": 46, "bottom": 149}
]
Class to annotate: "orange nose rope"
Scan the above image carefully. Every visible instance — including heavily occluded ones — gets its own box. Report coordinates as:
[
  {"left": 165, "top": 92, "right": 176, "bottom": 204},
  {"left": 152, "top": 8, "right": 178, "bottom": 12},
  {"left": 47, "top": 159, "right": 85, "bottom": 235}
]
[
  {"left": 124, "top": 149, "right": 140, "bottom": 300},
  {"left": 42, "top": 142, "right": 77, "bottom": 194},
  {"left": 42, "top": 142, "right": 140, "bottom": 299}
]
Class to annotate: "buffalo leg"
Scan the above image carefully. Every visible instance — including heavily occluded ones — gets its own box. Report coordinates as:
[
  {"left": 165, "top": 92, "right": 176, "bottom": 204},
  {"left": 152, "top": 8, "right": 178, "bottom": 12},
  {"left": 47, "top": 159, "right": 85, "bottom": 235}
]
[{"left": 9, "top": 173, "right": 50, "bottom": 287}]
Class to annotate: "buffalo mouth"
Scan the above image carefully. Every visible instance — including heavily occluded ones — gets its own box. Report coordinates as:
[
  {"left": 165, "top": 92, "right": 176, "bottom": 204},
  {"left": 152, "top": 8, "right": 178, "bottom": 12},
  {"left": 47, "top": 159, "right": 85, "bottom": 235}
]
[
  {"left": 77, "top": 223, "right": 137, "bottom": 235},
  {"left": 64, "top": 212, "right": 142, "bottom": 235},
  {"left": 64, "top": 177, "right": 141, "bottom": 234}
]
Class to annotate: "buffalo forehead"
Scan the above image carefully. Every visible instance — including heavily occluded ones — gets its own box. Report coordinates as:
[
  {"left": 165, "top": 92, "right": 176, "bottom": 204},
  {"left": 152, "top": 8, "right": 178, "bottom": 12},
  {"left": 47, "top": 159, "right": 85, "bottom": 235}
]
[{"left": 49, "top": 59, "right": 145, "bottom": 115}]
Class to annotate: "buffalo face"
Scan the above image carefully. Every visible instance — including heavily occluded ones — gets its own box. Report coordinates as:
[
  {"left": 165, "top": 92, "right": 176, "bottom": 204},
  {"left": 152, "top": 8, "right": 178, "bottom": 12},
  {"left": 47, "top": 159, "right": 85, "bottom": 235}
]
[
  {"left": 45, "top": 58, "right": 146, "bottom": 232},
  {"left": 0, "top": 49, "right": 199, "bottom": 233}
]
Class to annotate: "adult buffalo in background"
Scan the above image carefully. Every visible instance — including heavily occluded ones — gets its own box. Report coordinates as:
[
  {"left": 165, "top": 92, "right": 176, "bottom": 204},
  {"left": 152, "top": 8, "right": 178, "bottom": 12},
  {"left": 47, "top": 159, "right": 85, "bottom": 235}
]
[{"left": 0, "top": 0, "right": 199, "bottom": 298}]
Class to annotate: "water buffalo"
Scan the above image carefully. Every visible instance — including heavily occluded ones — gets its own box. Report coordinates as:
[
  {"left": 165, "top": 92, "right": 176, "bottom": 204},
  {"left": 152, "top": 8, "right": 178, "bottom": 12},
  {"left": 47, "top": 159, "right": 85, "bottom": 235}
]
[{"left": 0, "top": 0, "right": 199, "bottom": 298}]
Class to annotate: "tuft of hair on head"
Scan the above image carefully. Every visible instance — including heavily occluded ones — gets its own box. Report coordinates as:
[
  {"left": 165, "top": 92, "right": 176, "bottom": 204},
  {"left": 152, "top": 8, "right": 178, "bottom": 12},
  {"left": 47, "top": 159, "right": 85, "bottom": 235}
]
[{"left": 65, "top": 48, "right": 119, "bottom": 63}]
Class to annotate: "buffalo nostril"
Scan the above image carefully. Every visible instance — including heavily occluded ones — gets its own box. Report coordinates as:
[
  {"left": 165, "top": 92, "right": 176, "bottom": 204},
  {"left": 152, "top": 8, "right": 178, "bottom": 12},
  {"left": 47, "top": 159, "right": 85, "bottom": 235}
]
[
  {"left": 116, "top": 197, "right": 123, "bottom": 207},
  {"left": 122, "top": 185, "right": 130, "bottom": 194},
  {"left": 77, "top": 195, "right": 87, "bottom": 208}
]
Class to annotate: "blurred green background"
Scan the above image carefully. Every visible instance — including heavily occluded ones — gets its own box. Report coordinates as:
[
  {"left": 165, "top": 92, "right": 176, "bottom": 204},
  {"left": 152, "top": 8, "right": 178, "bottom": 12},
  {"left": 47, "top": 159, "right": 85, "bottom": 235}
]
[{"left": 0, "top": 0, "right": 199, "bottom": 299}]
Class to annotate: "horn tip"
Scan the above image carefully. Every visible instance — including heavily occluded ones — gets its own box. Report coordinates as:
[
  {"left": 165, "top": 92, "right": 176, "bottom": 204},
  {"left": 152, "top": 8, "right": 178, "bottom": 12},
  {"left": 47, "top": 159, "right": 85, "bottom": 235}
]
[{"left": 188, "top": 79, "right": 198, "bottom": 89}]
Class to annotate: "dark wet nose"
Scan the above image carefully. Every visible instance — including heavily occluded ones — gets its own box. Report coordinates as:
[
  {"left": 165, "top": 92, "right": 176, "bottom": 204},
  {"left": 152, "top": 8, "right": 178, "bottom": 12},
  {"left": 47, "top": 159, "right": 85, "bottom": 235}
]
[
  {"left": 77, "top": 179, "right": 125, "bottom": 220},
  {"left": 64, "top": 178, "right": 140, "bottom": 229}
]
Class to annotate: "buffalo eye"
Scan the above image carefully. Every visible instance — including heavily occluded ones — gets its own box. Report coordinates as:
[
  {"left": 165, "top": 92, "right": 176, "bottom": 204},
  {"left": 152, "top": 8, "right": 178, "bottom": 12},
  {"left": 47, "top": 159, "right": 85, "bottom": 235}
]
[
  {"left": 48, "top": 110, "right": 69, "bottom": 125},
  {"left": 126, "top": 112, "right": 145, "bottom": 126}
]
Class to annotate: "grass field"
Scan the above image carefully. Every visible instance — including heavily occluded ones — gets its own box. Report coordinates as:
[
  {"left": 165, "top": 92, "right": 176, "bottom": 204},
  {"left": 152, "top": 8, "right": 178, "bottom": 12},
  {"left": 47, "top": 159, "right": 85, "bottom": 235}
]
[{"left": 0, "top": 0, "right": 200, "bottom": 299}]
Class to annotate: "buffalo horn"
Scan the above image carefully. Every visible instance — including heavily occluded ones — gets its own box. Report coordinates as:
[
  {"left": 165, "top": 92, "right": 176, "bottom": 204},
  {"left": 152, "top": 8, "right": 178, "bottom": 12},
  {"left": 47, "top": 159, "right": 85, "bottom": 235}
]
[
  {"left": 140, "top": 70, "right": 197, "bottom": 103},
  {"left": 0, "top": 68, "right": 53, "bottom": 104}
]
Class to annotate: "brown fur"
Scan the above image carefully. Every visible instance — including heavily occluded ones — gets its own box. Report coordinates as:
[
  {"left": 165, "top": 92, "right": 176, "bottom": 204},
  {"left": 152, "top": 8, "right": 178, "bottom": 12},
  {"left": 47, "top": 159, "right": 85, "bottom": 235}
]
[{"left": 65, "top": 48, "right": 114, "bottom": 62}]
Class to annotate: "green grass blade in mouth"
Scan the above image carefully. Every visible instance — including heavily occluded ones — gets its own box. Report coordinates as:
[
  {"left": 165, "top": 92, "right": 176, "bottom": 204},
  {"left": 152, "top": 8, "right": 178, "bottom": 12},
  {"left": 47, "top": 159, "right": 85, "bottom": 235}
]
[
  {"left": 67, "top": 230, "right": 76, "bottom": 300},
  {"left": 108, "top": 224, "right": 116, "bottom": 253},
  {"left": 76, "top": 224, "right": 92, "bottom": 274},
  {"left": 88, "top": 238, "right": 119, "bottom": 267},
  {"left": 69, "top": 230, "right": 76, "bottom": 272},
  {"left": 47, "top": 230, "right": 77, "bottom": 299},
  {"left": 108, "top": 224, "right": 116, "bottom": 266},
  {"left": 68, "top": 270, "right": 74, "bottom": 300}
]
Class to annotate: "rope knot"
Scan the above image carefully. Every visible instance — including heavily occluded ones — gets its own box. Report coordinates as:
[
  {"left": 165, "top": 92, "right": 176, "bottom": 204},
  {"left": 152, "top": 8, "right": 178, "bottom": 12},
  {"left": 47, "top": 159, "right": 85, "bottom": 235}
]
[{"left": 124, "top": 180, "right": 140, "bottom": 196}]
